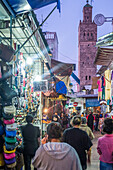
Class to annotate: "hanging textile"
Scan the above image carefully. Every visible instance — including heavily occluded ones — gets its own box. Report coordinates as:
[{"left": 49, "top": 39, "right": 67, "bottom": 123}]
[
  {"left": 111, "top": 71, "right": 113, "bottom": 107},
  {"left": 105, "top": 70, "right": 111, "bottom": 100},
  {"left": 101, "top": 76, "right": 105, "bottom": 100},
  {"left": 97, "top": 79, "right": 102, "bottom": 100},
  {"left": 92, "top": 76, "right": 100, "bottom": 89},
  {"left": 101, "top": 76, "right": 105, "bottom": 88}
]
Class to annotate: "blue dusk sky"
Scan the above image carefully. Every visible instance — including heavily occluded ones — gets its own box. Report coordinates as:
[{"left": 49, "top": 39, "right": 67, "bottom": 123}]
[{"left": 35, "top": 0, "right": 113, "bottom": 73}]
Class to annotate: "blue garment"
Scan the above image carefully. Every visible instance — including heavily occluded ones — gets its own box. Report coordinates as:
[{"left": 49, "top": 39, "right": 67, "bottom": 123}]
[
  {"left": 100, "top": 161, "right": 113, "bottom": 170},
  {"left": 111, "top": 71, "right": 113, "bottom": 80},
  {"left": 100, "top": 104, "right": 107, "bottom": 114},
  {"left": 101, "top": 76, "right": 105, "bottom": 88}
]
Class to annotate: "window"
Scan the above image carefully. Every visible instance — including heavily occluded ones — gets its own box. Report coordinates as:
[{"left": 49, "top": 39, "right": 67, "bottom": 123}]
[
  {"left": 84, "top": 33, "right": 85, "bottom": 36},
  {"left": 51, "top": 48, "right": 53, "bottom": 51},
  {"left": 89, "top": 76, "right": 91, "bottom": 80},
  {"left": 86, "top": 76, "right": 87, "bottom": 80},
  {"left": 91, "top": 33, "right": 93, "bottom": 36},
  {"left": 87, "top": 33, "right": 89, "bottom": 36}
]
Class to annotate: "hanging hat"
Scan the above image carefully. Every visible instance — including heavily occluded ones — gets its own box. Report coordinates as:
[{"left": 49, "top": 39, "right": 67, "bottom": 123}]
[
  {"left": 5, "top": 137, "right": 17, "bottom": 144},
  {"left": 4, "top": 105, "right": 16, "bottom": 114},
  {"left": 3, "top": 118, "right": 15, "bottom": 125},
  {"left": 4, "top": 152, "right": 15, "bottom": 160},
  {"left": 3, "top": 145, "right": 16, "bottom": 154},
  {"left": 3, "top": 112, "right": 14, "bottom": 120},
  {"left": 4, "top": 157, "right": 16, "bottom": 165},
  {"left": 6, "top": 162, "right": 16, "bottom": 168},
  {"left": 6, "top": 130, "right": 16, "bottom": 138},
  {"left": 5, "top": 142, "right": 17, "bottom": 151},
  {"left": 6, "top": 123, "right": 17, "bottom": 131},
  {"left": 100, "top": 100, "right": 107, "bottom": 105}
]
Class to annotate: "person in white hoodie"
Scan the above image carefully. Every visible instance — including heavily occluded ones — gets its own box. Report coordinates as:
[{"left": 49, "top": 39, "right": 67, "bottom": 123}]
[{"left": 32, "top": 122, "right": 82, "bottom": 170}]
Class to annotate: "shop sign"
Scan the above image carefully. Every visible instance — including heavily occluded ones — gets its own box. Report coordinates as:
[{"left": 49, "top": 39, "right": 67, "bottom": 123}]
[
  {"left": 33, "top": 80, "right": 48, "bottom": 92},
  {"left": 73, "top": 102, "right": 78, "bottom": 107}
]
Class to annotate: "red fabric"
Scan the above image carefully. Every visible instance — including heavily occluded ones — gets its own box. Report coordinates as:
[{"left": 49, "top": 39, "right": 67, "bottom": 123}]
[
  {"left": 103, "top": 77, "right": 106, "bottom": 86},
  {"left": 23, "top": 79, "right": 25, "bottom": 87}
]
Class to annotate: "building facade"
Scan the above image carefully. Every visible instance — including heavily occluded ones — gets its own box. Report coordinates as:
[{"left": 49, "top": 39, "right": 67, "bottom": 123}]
[
  {"left": 43, "top": 32, "right": 58, "bottom": 60},
  {"left": 78, "top": 2, "right": 97, "bottom": 91}
]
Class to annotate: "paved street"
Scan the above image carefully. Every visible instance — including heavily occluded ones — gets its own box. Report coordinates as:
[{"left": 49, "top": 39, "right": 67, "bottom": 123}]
[{"left": 87, "top": 131, "right": 102, "bottom": 170}]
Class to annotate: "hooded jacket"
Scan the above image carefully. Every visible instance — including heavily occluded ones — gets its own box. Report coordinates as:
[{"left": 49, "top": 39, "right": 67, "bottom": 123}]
[{"left": 32, "top": 142, "right": 82, "bottom": 170}]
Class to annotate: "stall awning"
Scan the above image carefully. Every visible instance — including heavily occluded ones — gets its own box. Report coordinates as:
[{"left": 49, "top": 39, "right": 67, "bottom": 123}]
[
  {"left": 86, "top": 98, "right": 100, "bottom": 107},
  {"left": 51, "top": 59, "right": 75, "bottom": 76},
  {"left": 51, "top": 59, "right": 80, "bottom": 85},
  {"left": 56, "top": 81, "right": 67, "bottom": 94},
  {"left": 96, "top": 32, "right": 113, "bottom": 47},
  {"left": 96, "top": 66, "right": 108, "bottom": 75},
  {"left": 3, "top": 0, "right": 60, "bottom": 15},
  {"left": 94, "top": 47, "right": 113, "bottom": 66},
  {"left": 71, "top": 72, "right": 80, "bottom": 85}
]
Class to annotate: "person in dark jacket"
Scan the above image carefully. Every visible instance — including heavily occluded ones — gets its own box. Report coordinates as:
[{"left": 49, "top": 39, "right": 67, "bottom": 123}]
[
  {"left": 63, "top": 116, "right": 92, "bottom": 170},
  {"left": 95, "top": 113, "right": 100, "bottom": 131},
  {"left": 21, "top": 114, "right": 40, "bottom": 170},
  {"left": 87, "top": 111, "right": 95, "bottom": 131}
]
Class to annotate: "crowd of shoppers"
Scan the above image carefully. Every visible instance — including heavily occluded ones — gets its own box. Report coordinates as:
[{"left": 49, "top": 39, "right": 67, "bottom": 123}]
[
  {"left": 3, "top": 109, "right": 112, "bottom": 170},
  {"left": 32, "top": 122, "right": 82, "bottom": 170}
]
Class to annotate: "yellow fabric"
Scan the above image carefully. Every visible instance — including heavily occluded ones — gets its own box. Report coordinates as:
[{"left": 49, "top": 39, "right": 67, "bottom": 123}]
[
  {"left": 0, "top": 153, "right": 5, "bottom": 166},
  {"left": 7, "top": 162, "right": 16, "bottom": 168},
  {"left": 3, "top": 145, "right": 16, "bottom": 154},
  {"left": 56, "top": 75, "right": 71, "bottom": 89},
  {"left": 105, "top": 70, "right": 111, "bottom": 100},
  {"left": 98, "top": 91, "right": 102, "bottom": 101}
]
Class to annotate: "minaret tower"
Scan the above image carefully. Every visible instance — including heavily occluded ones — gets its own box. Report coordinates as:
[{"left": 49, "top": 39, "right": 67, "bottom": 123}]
[{"left": 78, "top": 0, "right": 97, "bottom": 91}]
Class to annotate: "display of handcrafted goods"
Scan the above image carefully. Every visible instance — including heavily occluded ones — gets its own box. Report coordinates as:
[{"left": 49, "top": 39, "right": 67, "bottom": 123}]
[
  {"left": 0, "top": 121, "right": 5, "bottom": 169},
  {"left": 3, "top": 105, "right": 17, "bottom": 168},
  {"left": 0, "top": 40, "right": 40, "bottom": 169}
]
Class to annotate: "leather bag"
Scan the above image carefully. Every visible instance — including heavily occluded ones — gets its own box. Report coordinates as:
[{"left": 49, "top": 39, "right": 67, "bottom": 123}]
[{"left": 0, "top": 43, "right": 15, "bottom": 62}]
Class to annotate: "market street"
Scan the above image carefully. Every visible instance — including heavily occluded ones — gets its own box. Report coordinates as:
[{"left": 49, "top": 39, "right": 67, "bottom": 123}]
[
  {"left": 29, "top": 131, "right": 102, "bottom": 170},
  {"left": 87, "top": 131, "right": 102, "bottom": 170}
]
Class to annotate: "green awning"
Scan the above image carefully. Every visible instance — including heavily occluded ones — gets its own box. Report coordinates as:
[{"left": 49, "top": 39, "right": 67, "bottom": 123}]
[{"left": 96, "top": 32, "right": 113, "bottom": 47}]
